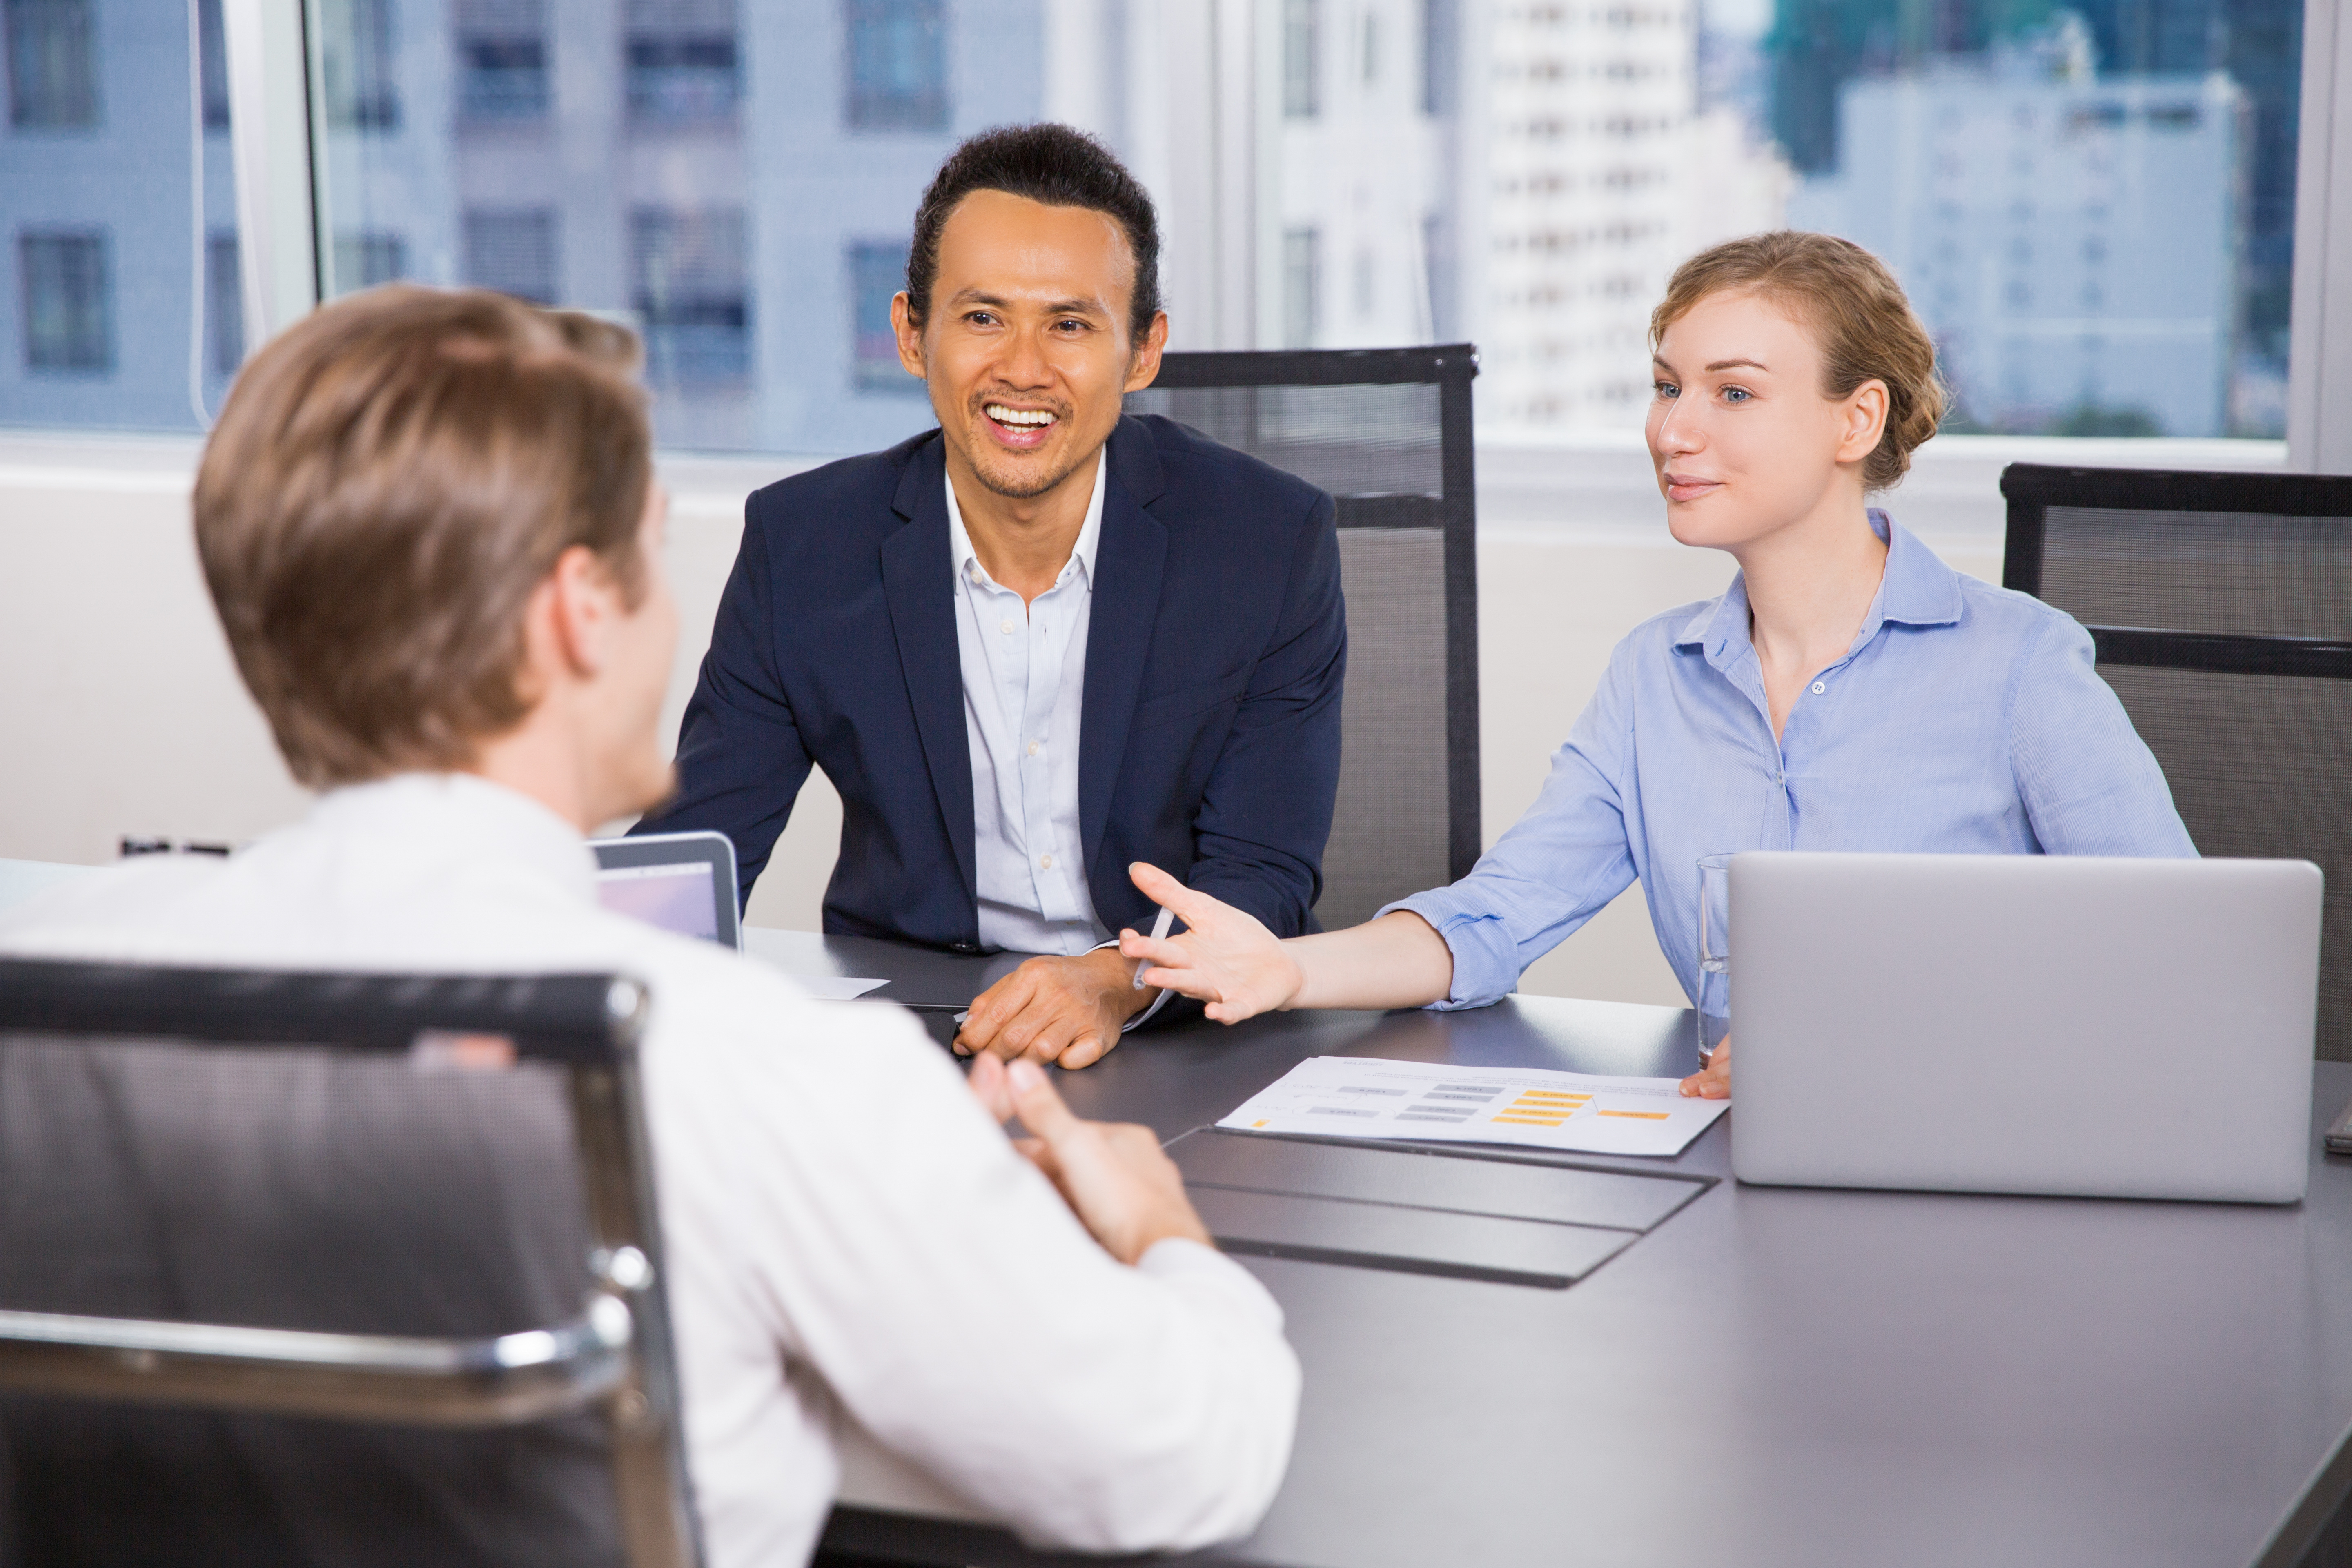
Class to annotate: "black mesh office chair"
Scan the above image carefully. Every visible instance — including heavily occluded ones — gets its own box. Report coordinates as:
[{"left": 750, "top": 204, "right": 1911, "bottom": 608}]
[
  {"left": 2001, "top": 464, "right": 2352, "bottom": 1062},
  {"left": 1128, "top": 346, "right": 1481, "bottom": 929},
  {"left": 0, "top": 961, "right": 702, "bottom": 1567}
]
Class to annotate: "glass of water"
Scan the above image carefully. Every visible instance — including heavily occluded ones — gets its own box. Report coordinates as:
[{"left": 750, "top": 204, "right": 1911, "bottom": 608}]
[{"left": 1696, "top": 853, "right": 1733, "bottom": 1069}]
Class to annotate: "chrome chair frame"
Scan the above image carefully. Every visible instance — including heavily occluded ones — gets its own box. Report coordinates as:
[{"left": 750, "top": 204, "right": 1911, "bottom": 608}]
[{"left": 0, "top": 960, "right": 702, "bottom": 1568}]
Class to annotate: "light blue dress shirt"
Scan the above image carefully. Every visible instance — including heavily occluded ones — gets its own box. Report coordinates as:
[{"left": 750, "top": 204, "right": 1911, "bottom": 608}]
[
  {"left": 947, "top": 452, "right": 1111, "bottom": 957},
  {"left": 1388, "top": 511, "right": 2197, "bottom": 1010}
]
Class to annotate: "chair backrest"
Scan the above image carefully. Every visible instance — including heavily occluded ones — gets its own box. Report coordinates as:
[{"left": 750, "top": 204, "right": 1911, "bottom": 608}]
[
  {"left": 1127, "top": 346, "right": 1481, "bottom": 929},
  {"left": 0, "top": 961, "right": 702, "bottom": 1568},
  {"left": 2001, "top": 463, "right": 2352, "bottom": 1061}
]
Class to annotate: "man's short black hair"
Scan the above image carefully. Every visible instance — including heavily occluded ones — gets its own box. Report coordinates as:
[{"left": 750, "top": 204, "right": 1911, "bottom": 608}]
[{"left": 906, "top": 122, "right": 1162, "bottom": 344}]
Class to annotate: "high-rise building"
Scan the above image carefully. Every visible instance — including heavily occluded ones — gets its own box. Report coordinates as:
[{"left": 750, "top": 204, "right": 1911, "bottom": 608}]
[
  {"left": 0, "top": 0, "right": 241, "bottom": 431},
  {"left": 1790, "top": 45, "right": 2241, "bottom": 437},
  {"left": 1470, "top": 0, "right": 1786, "bottom": 432},
  {"left": 1268, "top": 0, "right": 1455, "bottom": 352},
  {"left": 1762, "top": 0, "right": 2299, "bottom": 433}
]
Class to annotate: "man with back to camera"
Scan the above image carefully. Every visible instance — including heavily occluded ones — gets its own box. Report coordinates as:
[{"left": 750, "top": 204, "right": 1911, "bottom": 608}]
[
  {"left": 635, "top": 123, "right": 1348, "bottom": 1069},
  {"left": 0, "top": 286, "right": 1300, "bottom": 1565}
]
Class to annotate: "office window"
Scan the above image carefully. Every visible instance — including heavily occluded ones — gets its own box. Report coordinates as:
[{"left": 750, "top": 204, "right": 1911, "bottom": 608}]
[
  {"left": 456, "top": 0, "right": 548, "bottom": 123},
  {"left": 195, "top": 0, "right": 2302, "bottom": 457},
  {"left": 627, "top": 0, "right": 739, "bottom": 126},
  {"left": 633, "top": 207, "right": 748, "bottom": 385},
  {"left": 6, "top": 0, "right": 96, "bottom": 129},
  {"left": 1283, "top": 0, "right": 1319, "bottom": 119},
  {"left": 463, "top": 209, "right": 557, "bottom": 303},
  {"left": 198, "top": 0, "right": 229, "bottom": 129},
  {"left": 1282, "top": 227, "right": 1319, "bottom": 348},
  {"left": 19, "top": 230, "right": 110, "bottom": 372},
  {"left": 845, "top": 0, "right": 946, "bottom": 133},
  {"left": 333, "top": 232, "right": 408, "bottom": 290},
  {"left": 848, "top": 240, "right": 915, "bottom": 393},
  {"left": 318, "top": 0, "right": 401, "bottom": 132},
  {"left": 206, "top": 234, "right": 241, "bottom": 376}
]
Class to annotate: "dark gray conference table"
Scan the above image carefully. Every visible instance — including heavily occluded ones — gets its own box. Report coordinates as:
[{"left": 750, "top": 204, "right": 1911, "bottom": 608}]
[{"left": 745, "top": 931, "right": 2352, "bottom": 1568}]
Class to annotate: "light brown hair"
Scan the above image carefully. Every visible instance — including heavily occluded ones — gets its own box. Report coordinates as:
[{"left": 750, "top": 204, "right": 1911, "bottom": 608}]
[
  {"left": 194, "top": 285, "right": 650, "bottom": 787},
  {"left": 1651, "top": 231, "right": 1947, "bottom": 490}
]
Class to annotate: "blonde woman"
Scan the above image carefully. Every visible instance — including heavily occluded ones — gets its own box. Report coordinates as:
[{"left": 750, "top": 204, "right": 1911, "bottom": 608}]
[{"left": 1116, "top": 232, "right": 2195, "bottom": 1098}]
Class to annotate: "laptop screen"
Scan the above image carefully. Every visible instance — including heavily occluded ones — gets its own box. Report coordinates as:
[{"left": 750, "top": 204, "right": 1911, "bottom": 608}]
[
  {"left": 595, "top": 861, "right": 719, "bottom": 943},
  {"left": 586, "top": 830, "right": 741, "bottom": 949}
]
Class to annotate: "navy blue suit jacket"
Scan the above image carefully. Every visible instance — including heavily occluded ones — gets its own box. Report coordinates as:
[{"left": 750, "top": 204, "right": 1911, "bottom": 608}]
[{"left": 638, "top": 414, "right": 1347, "bottom": 951}]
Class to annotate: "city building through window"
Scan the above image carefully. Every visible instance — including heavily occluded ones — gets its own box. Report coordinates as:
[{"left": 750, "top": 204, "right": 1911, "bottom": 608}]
[
  {"left": 846, "top": 0, "right": 947, "bottom": 131},
  {"left": 632, "top": 206, "right": 749, "bottom": 385},
  {"left": 318, "top": 0, "right": 400, "bottom": 132},
  {"left": 457, "top": 0, "right": 550, "bottom": 124},
  {"left": 1283, "top": 227, "right": 1319, "bottom": 348},
  {"left": 1284, "top": 0, "right": 1320, "bottom": 118},
  {"left": 626, "top": 0, "right": 738, "bottom": 125},
  {"left": 849, "top": 240, "right": 915, "bottom": 392},
  {"left": 7, "top": 0, "right": 98, "bottom": 129},
  {"left": 19, "top": 230, "right": 110, "bottom": 371},
  {"left": 332, "top": 232, "right": 408, "bottom": 291},
  {"left": 0, "top": 0, "right": 2313, "bottom": 450},
  {"left": 463, "top": 209, "right": 557, "bottom": 303},
  {"left": 205, "top": 233, "right": 240, "bottom": 377}
]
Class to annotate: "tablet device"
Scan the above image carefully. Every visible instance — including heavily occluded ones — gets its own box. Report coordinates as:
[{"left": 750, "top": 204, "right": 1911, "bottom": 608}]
[{"left": 588, "top": 831, "right": 742, "bottom": 951}]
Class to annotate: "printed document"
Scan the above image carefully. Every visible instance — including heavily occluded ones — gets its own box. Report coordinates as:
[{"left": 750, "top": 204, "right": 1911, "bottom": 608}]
[{"left": 1218, "top": 1056, "right": 1728, "bottom": 1158}]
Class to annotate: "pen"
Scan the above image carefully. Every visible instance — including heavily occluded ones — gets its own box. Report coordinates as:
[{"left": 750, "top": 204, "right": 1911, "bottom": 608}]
[{"left": 1133, "top": 902, "right": 1175, "bottom": 990}]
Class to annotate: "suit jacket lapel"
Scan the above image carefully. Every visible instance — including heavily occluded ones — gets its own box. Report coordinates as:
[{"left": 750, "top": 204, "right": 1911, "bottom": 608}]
[
  {"left": 880, "top": 439, "right": 978, "bottom": 913},
  {"left": 1080, "top": 419, "right": 1169, "bottom": 871}
]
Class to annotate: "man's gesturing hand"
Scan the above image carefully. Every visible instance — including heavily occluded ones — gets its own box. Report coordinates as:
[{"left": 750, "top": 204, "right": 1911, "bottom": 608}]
[
  {"left": 1116, "top": 862, "right": 1303, "bottom": 1025},
  {"left": 967, "top": 1053, "right": 1211, "bottom": 1264},
  {"left": 955, "top": 948, "right": 1150, "bottom": 1069}
]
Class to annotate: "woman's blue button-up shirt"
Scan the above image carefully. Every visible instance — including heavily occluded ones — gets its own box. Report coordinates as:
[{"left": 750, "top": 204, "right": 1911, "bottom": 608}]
[{"left": 1388, "top": 512, "right": 2197, "bottom": 1009}]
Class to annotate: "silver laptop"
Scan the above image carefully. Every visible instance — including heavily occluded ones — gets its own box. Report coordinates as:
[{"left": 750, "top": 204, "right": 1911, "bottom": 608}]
[
  {"left": 1729, "top": 852, "right": 2322, "bottom": 1204},
  {"left": 586, "top": 830, "right": 742, "bottom": 950}
]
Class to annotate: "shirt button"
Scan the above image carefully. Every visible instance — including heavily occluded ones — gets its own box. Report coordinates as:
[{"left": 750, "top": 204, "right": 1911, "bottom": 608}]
[
  {"left": 1027, "top": 740, "right": 1040, "bottom": 756},
  {"left": 1000, "top": 619, "right": 1015, "bottom": 635},
  {"left": 1039, "top": 853, "right": 1054, "bottom": 870},
  {"left": 1811, "top": 681, "right": 1826, "bottom": 694}
]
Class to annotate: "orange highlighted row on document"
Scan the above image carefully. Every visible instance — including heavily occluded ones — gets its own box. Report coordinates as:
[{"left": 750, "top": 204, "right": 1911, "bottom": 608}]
[{"left": 1490, "top": 1089, "right": 1592, "bottom": 1128}]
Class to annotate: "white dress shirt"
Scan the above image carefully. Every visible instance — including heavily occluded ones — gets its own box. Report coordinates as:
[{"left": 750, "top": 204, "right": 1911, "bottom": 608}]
[
  {"left": 0, "top": 774, "right": 1299, "bottom": 1568},
  {"left": 947, "top": 453, "right": 1109, "bottom": 956}
]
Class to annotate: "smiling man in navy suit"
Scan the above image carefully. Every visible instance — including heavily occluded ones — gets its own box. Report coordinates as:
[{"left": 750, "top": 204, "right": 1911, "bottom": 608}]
[{"left": 638, "top": 124, "right": 1346, "bottom": 1067}]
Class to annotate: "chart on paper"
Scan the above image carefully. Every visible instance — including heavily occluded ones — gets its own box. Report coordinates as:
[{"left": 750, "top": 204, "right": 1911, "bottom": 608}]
[{"left": 1218, "top": 1057, "right": 1728, "bottom": 1158}]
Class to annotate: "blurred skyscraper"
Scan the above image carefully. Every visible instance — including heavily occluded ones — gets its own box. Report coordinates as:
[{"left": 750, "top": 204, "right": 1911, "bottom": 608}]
[
  {"left": 1463, "top": 0, "right": 1788, "bottom": 433},
  {"left": 1790, "top": 32, "right": 2241, "bottom": 436},
  {"left": 1762, "top": 0, "right": 2299, "bottom": 435}
]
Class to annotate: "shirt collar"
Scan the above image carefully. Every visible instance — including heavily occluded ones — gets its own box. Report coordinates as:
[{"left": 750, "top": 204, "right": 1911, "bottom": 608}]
[
  {"left": 298, "top": 772, "right": 599, "bottom": 904},
  {"left": 1673, "top": 509, "right": 1964, "bottom": 664},
  {"left": 946, "top": 448, "right": 1108, "bottom": 592}
]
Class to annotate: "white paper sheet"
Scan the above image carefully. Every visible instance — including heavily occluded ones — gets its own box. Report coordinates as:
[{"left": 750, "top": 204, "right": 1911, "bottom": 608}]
[
  {"left": 791, "top": 976, "right": 889, "bottom": 1001},
  {"left": 1217, "top": 1056, "right": 1728, "bottom": 1158}
]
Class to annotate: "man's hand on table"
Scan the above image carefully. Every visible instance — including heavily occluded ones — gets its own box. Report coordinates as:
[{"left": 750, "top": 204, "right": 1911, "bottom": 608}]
[
  {"left": 1679, "top": 1036, "right": 1730, "bottom": 1100},
  {"left": 954, "top": 947, "right": 1152, "bottom": 1069},
  {"left": 966, "top": 1053, "right": 1211, "bottom": 1263}
]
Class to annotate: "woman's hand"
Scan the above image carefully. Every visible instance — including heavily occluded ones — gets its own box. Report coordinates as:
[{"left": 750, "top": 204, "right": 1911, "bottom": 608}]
[
  {"left": 1679, "top": 1036, "right": 1730, "bottom": 1099},
  {"left": 1116, "top": 863, "right": 1305, "bottom": 1024}
]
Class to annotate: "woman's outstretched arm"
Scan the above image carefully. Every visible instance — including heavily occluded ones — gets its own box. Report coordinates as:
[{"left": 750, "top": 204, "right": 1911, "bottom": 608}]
[{"left": 1117, "top": 863, "right": 1453, "bottom": 1023}]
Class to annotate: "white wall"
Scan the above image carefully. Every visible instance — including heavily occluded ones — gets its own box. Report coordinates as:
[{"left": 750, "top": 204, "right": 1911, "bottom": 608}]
[{"left": 0, "top": 430, "right": 2283, "bottom": 1007}]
